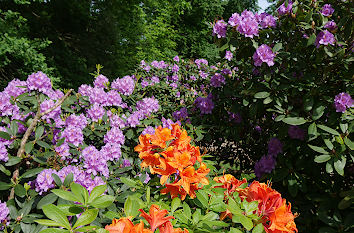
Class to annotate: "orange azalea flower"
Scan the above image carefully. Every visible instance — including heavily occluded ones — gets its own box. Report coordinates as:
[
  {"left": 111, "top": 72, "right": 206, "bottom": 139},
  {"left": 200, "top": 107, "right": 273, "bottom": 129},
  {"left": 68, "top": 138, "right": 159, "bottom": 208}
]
[
  {"left": 214, "top": 174, "right": 247, "bottom": 196},
  {"left": 130, "top": 221, "right": 154, "bottom": 233},
  {"left": 161, "top": 182, "right": 188, "bottom": 200},
  {"left": 150, "top": 126, "right": 175, "bottom": 148},
  {"left": 267, "top": 201, "right": 298, "bottom": 233},
  {"left": 139, "top": 204, "right": 174, "bottom": 232},
  {"left": 245, "top": 181, "right": 283, "bottom": 216},
  {"left": 219, "top": 208, "right": 233, "bottom": 221},
  {"left": 105, "top": 217, "right": 134, "bottom": 233}
]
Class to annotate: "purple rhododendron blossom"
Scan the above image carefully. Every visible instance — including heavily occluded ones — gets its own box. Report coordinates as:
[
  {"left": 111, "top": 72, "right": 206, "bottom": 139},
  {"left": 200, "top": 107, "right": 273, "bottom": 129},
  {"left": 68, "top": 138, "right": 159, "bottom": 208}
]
[
  {"left": 315, "top": 30, "right": 336, "bottom": 48},
  {"left": 100, "top": 143, "right": 122, "bottom": 161},
  {"left": 0, "top": 201, "right": 9, "bottom": 222},
  {"left": 334, "top": 92, "right": 353, "bottom": 113},
  {"left": 40, "top": 99, "right": 61, "bottom": 120},
  {"left": 268, "top": 138, "right": 283, "bottom": 157},
  {"left": 228, "top": 111, "right": 242, "bottom": 123},
  {"left": 55, "top": 143, "right": 70, "bottom": 160},
  {"left": 259, "top": 13, "right": 277, "bottom": 28},
  {"left": 106, "top": 90, "right": 123, "bottom": 106},
  {"left": 228, "top": 13, "right": 241, "bottom": 27},
  {"left": 65, "top": 114, "right": 87, "bottom": 129},
  {"left": 62, "top": 126, "right": 83, "bottom": 146},
  {"left": 173, "top": 55, "right": 180, "bottom": 63},
  {"left": 238, "top": 10, "right": 259, "bottom": 38},
  {"left": 122, "top": 159, "right": 131, "bottom": 167},
  {"left": 288, "top": 126, "right": 305, "bottom": 140},
  {"left": 82, "top": 145, "right": 109, "bottom": 177},
  {"left": 213, "top": 20, "right": 227, "bottom": 38},
  {"left": 35, "top": 169, "right": 57, "bottom": 195},
  {"left": 104, "top": 127, "right": 125, "bottom": 145},
  {"left": 0, "top": 92, "right": 18, "bottom": 116},
  {"left": 4, "top": 79, "right": 27, "bottom": 98},
  {"left": 210, "top": 73, "right": 226, "bottom": 87},
  {"left": 88, "top": 87, "right": 107, "bottom": 105},
  {"left": 278, "top": 1, "right": 293, "bottom": 15},
  {"left": 27, "top": 71, "right": 52, "bottom": 94},
  {"left": 161, "top": 117, "right": 177, "bottom": 130},
  {"left": 225, "top": 50, "right": 233, "bottom": 61},
  {"left": 136, "top": 97, "right": 159, "bottom": 115},
  {"left": 111, "top": 76, "right": 135, "bottom": 95},
  {"left": 195, "top": 59, "right": 208, "bottom": 69},
  {"left": 87, "top": 103, "right": 105, "bottom": 122},
  {"left": 78, "top": 84, "right": 93, "bottom": 97},
  {"left": 142, "top": 126, "right": 155, "bottom": 135},
  {"left": 321, "top": 4, "right": 334, "bottom": 17},
  {"left": 254, "top": 155, "right": 276, "bottom": 178},
  {"left": 194, "top": 94, "right": 214, "bottom": 114},
  {"left": 0, "top": 143, "right": 8, "bottom": 162},
  {"left": 324, "top": 21, "right": 337, "bottom": 31},
  {"left": 253, "top": 44, "right": 276, "bottom": 67},
  {"left": 94, "top": 75, "right": 109, "bottom": 88},
  {"left": 173, "top": 107, "right": 188, "bottom": 121}
]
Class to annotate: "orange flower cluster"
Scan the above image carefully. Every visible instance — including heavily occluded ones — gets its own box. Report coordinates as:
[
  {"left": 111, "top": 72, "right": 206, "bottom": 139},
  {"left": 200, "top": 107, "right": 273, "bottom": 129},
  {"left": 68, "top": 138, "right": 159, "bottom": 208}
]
[
  {"left": 105, "top": 204, "right": 189, "bottom": 233},
  {"left": 135, "top": 124, "right": 210, "bottom": 200},
  {"left": 214, "top": 174, "right": 298, "bottom": 233}
]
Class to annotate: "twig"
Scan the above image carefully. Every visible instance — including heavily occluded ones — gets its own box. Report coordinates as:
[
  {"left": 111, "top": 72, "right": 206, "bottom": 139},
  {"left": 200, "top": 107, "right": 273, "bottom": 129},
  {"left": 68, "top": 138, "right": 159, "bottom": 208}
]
[{"left": 8, "top": 89, "right": 73, "bottom": 200}]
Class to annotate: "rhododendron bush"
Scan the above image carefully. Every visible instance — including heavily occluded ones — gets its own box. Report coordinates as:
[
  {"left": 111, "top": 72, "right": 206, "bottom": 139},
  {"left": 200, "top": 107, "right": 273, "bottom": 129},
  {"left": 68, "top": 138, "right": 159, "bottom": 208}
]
[{"left": 0, "top": 0, "right": 353, "bottom": 232}]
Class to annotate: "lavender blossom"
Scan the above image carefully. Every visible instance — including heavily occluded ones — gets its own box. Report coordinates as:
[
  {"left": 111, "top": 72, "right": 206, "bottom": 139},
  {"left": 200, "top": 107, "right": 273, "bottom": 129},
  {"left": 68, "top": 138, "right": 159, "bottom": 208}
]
[
  {"left": 254, "top": 155, "right": 276, "bottom": 178},
  {"left": 253, "top": 44, "right": 276, "bottom": 67},
  {"left": 26, "top": 71, "right": 52, "bottom": 94},
  {"left": 315, "top": 30, "right": 336, "bottom": 48},
  {"left": 111, "top": 76, "right": 135, "bottom": 95},
  {"left": 334, "top": 92, "right": 353, "bottom": 113},
  {"left": 94, "top": 75, "right": 109, "bottom": 88},
  {"left": 268, "top": 138, "right": 283, "bottom": 157},
  {"left": 194, "top": 94, "right": 214, "bottom": 114},
  {"left": 104, "top": 127, "right": 125, "bottom": 145},
  {"left": 321, "top": 4, "right": 334, "bottom": 17},
  {"left": 142, "top": 126, "right": 155, "bottom": 135},
  {"left": 213, "top": 20, "right": 227, "bottom": 38}
]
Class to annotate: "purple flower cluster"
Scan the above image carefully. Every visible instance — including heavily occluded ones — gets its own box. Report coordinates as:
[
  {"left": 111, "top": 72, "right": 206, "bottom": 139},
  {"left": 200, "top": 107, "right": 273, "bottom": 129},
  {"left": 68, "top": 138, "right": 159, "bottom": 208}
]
[
  {"left": 288, "top": 126, "right": 305, "bottom": 140},
  {"left": 195, "top": 94, "right": 214, "bottom": 114},
  {"left": 100, "top": 143, "right": 122, "bottom": 161},
  {"left": 0, "top": 201, "right": 9, "bottom": 223},
  {"left": 142, "top": 126, "right": 155, "bottom": 135},
  {"left": 0, "top": 143, "right": 8, "bottom": 162},
  {"left": 40, "top": 100, "right": 61, "bottom": 121},
  {"left": 324, "top": 21, "right": 337, "bottom": 31},
  {"left": 213, "top": 20, "right": 227, "bottom": 38},
  {"left": 254, "top": 155, "right": 276, "bottom": 178},
  {"left": 321, "top": 4, "right": 334, "bottom": 17},
  {"left": 225, "top": 51, "right": 233, "bottom": 61},
  {"left": 195, "top": 59, "right": 208, "bottom": 69},
  {"left": 82, "top": 146, "right": 109, "bottom": 177},
  {"left": 334, "top": 92, "right": 353, "bottom": 113},
  {"left": 35, "top": 169, "right": 57, "bottom": 194},
  {"left": 136, "top": 97, "right": 159, "bottom": 115},
  {"left": 210, "top": 73, "right": 226, "bottom": 88},
  {"left": 315, "top": 30, "right": 336, "bottom": 48},
  {"left": 278, "top": 1, "right": 293, "bottom": 15},
  {"left": 111, "top": 75, "right": 135, "bottom": 95},
  {"left": 61, "top": 126, "right": 83, "bottom": 146},
  {"left": 94, "top": 75, "right": 109, "bottom": 88},
  {"left": 173, "top": 107, "right": 189, "bottom": 121},
  {"left": 253, "top": 44, "right": 276, "bottom": 67},
  {"left": 104, "top": 127, "right": 125, "bottom": 145},
  {"left": 65, "top": 114, "right": 87, "bottom": 129},
  {"left": 4, "top": 79, "right": 27, "bottom": 98},
  {"left": 162, "top": 117, "right": 178, "bottom": 130},
  {"left": 268, "top": 138, "right": 283, "bottom": 157},
  {"left": 228, "top": 111, "right": 242, "bottom": 123},
  {"left": 26, "top": 71, "right": 52, "bottom": 94},
  {"left": 87, "top": 103, "right": 105, "bottom": 122},
  {"left": 258, "top": 12, "right": 277, "bottom": 28}
]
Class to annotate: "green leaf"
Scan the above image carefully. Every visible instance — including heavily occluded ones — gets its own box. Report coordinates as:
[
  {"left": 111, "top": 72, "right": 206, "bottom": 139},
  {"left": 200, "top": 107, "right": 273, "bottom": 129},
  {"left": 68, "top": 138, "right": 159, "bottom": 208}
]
[
  {"left": 5, "top": 156, "right": 21, "bottom": 166},
  {"left": 52, "top": 173, "right": 62, "bottom": 187},
  {"left": 326, "top": 161, "right": 333, "bottom": 173},
  {"left": 227, "top": 198, "right": 242, "bottom": 215},
  {"left": 0, "top": 131, "right": 11, "bottom": 140},
  {"left": 232, "top": 214, "right": 253, "bottom": 230},
  {"left": 88, "top": 185, "right": 107, "bottom": 203},
  {"left": 263, "top": 97, "right": 273, "bottom": 104},
  {"left": 230, "top": 227, "right": 243, "bottom": 233},
  {"left": 35, "top": 219, "right": 64, "bottom": 227},
  {"left": 282, "top": 117, "right": 306, "bottom": 125},
  {"left": 254, "top": 92, "right": 270, "bottom": 99},
  {"left": 340, "top": 123, "right": 348, "bottom": 133},
  {"left": 76, "top": 226, "right": 102, "bottom": 232},
  {"left": 344, "top": 137, "right": 354, "bottom": 150},
  {"left": 119, "top": 177, "right": 137, "bottom": 188},
  {"left": 312, "top": 105, "right": 325, "bottom": 120},
  {"left": 125, "top": 129, "right": 134, "bottom": 139},
  {"left": 273, "top": 43, "right": 282, "bottom": 52},
  {"left": 36, "top": 140, "right": 52, "bottom": 149},
  {"left": 25, "top": 142, "right": 34, "bottom": 154},
  {"left": 63, "top": 173, "right": 74, "bottom": 187},
  {"left": 42, "top": 204, "right": 71, "bottom": 229},
  {"left": 35, "top": 125, "right": 45, "bottom": 140},
  {"left": 21, "top": 167, "right": 44, "bottom": 179},
  {"left": 124, "top": 196, "right": 141, "bottom": 218},
  {"left": 324, "top": 139, "right": 334, "bottom": 150},
  {"left": 0, "top": 181, "right": 12, "bottom": 190},
  {"left": 308, "top": 122, "right": 317, "bottom": 140},
  {"left": 171, "top": 197, "right": 181, "bottom": 213},
  {"left": 71, "top": 183, "right": 89, "bottom": 205},
  {"left": 334, "top": 157, "right": 346, "bottom": 176},
  {"left": 51, "top": 189, "right": 79, "bottom": 203},
  {"left": 317, "top": 125, "right": 340, "bottom": 136},
  {"left": 14, "top": 184, "right": 26, "bottom": 197},
  {"left": 39, "top": 229, "right": 70, "bottom": 233},
  {"left": 182, "top": 202, "right": 191, "bottom": 220},
  {"left": 314, "top": 154, "right": 331, "bottom": 163},
  {"left": 146, "top": 186, "right": 150, "bottom": 203},
  {"left": 307, "top": 34, "right": 316, "bottom": 46},
  {"left": 0, "top": 164, "right": 11, "bottom": 176},
  {"left": 73, "top": 209, "right": 99, "bottom": 229},
  {"left": 37, "top": 193, "right": 58, "bottom": 209},
  {"left": 57, "top": 205, "right": 84, "bottom": 216},
  {"left": 252, "top": 223, "right": 265, "bottom": 233},
  {"left": 308, "top": 144, "right": 328, "bottom": 154},
  {"left": 196, "top": 190, "right": 208, "bottom": 208},
  {"left": 90, "top": 195, "right": 115, "bottom": 208}
]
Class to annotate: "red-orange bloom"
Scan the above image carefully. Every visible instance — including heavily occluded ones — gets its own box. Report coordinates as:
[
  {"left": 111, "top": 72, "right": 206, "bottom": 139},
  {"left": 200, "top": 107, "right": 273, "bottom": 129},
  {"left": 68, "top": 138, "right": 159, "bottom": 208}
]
[
  {"left": 139, "top": 204, "right": 174, "bottom": 232},
  {"left": 214, "top": 174, "right": 247, "bottom": 196},
  {"left": 267, "top": 201, "right": 298, "bottom": 233},
  {"left": 105, "top": 217, "right": 135, "bottom": 233}
]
